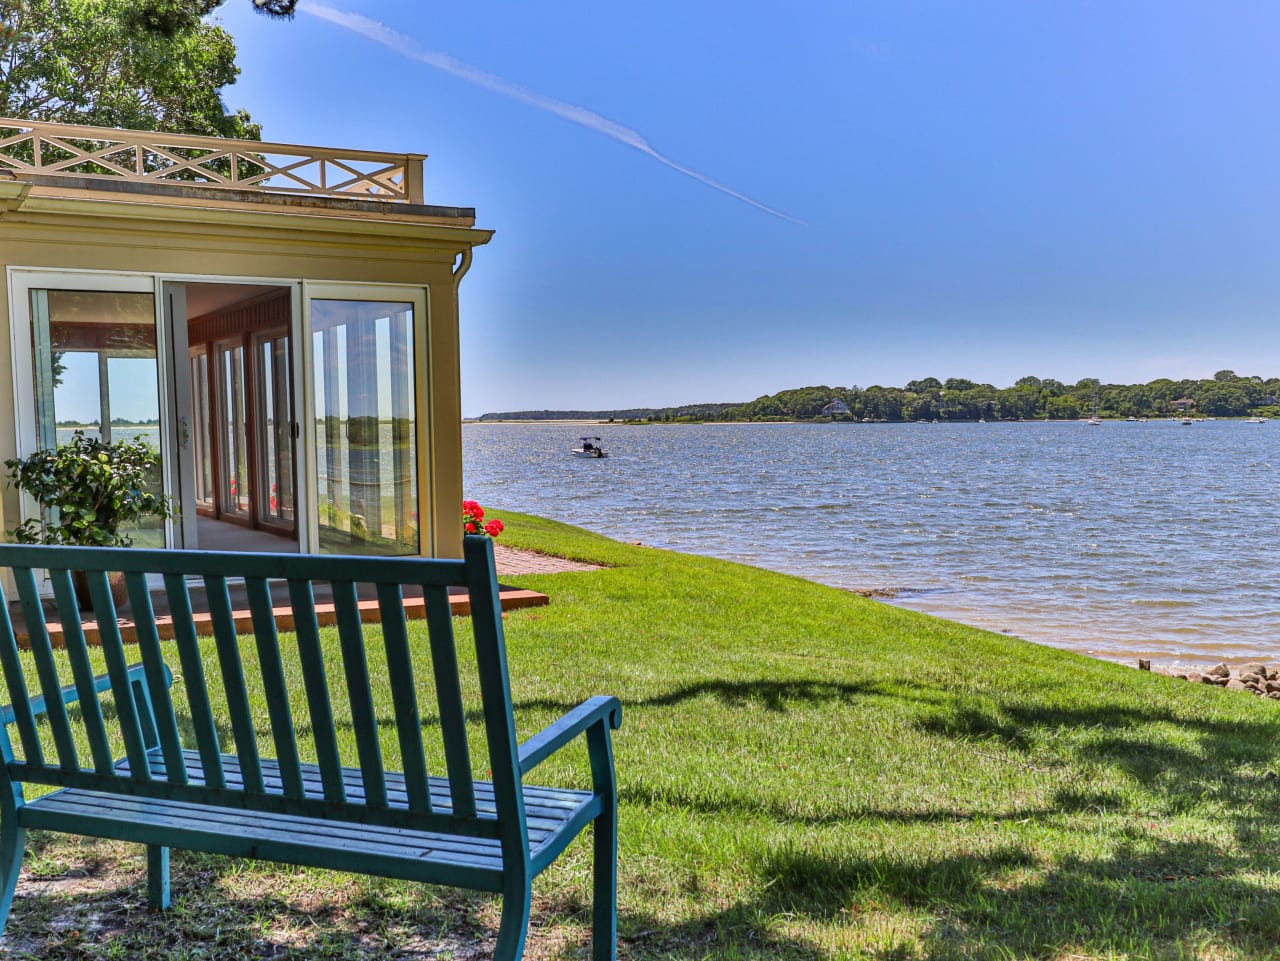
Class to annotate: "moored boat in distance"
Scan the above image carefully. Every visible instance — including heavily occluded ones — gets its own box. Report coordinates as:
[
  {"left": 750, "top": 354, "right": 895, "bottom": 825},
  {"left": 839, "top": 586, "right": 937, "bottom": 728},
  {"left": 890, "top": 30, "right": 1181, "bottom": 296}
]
[
  {"left": 1086, "top": 390, "right": 1101, "bottom": 425},
  {"left": 1246, "top": 415, "right": 1268, "bottom": 423},
  {"left": 572, "top": 436, "right": 608, "bottom": 458}
]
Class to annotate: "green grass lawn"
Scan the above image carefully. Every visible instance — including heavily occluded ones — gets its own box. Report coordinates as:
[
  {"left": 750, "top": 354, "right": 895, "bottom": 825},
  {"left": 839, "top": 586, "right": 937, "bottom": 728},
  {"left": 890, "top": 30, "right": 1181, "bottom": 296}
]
[{"left": 4, "top": 511, "right": 1280, "bottom": 960}]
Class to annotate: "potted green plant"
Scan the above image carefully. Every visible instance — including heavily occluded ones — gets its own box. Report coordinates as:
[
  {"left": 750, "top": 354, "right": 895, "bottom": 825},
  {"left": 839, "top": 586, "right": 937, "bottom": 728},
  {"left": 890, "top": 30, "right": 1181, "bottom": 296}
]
[{"left": 5, "top": 431, "right": 176, "bottom": 608}]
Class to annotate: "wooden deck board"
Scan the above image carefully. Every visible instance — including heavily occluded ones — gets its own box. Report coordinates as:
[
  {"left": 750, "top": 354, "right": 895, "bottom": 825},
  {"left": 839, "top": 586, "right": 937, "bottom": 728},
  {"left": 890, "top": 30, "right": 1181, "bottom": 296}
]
[{"left": 6, "top": 583, "right": 547, "bottom": 650}]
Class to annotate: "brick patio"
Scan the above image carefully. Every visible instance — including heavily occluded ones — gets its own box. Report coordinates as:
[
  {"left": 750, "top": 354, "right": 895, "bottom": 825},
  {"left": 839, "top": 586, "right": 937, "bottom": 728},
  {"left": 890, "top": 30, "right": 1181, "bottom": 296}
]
[{"left": 492, "top": 544, "right": 603, "bottom": 575}]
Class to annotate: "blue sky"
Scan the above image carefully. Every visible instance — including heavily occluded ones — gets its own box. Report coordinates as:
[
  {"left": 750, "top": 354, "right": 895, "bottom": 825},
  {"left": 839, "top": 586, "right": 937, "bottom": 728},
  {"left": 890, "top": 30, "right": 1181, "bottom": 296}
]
[{"left": 216, "top": 1, "right": 1280, "bottom": 416}]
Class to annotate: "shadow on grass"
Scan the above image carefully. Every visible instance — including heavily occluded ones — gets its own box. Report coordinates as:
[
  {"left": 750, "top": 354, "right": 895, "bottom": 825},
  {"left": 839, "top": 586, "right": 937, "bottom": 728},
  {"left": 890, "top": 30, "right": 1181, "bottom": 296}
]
[
  {"left": 10, "top": 833, "right": 1280, "bottom": 961},
  {"left": 619, "top": 781, "right": 1075, "bottom": 827},
  {"left": 609, "top": 837, "right": 1280, "bottom": 959},
  {"left": 622, "top": 678, "right": 876, "bottom": 712},
  {"left": 920, "top": 693, "right": 1280, "bottom": 764},
  {"left": 4, "top": 850, "right": 501, "bottom": 961},
  {"left": 741, "top": 838, "right": 1280, "bottom": 958},
  {"left": 613, "top": 677, "right": 1280, "bottom": 957},
  {"left": 514, "top": 678, "right": 889, "bottom": 715},
  {"left": 919, "top": 695, "right": 1280, "bottom": 823}
]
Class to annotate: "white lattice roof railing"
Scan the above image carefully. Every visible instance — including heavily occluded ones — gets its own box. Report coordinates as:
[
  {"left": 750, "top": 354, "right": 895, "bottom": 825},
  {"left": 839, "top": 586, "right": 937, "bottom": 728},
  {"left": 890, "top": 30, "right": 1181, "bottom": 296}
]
[{"left": 0, "top": 117, "right": 425, "bottom": 204}]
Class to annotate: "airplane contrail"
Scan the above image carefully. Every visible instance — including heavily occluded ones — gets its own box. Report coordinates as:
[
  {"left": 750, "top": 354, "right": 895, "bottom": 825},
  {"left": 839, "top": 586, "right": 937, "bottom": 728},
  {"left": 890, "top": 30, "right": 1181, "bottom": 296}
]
[{"left": 301, "top": 3, "right": 805, "bottom": 225}]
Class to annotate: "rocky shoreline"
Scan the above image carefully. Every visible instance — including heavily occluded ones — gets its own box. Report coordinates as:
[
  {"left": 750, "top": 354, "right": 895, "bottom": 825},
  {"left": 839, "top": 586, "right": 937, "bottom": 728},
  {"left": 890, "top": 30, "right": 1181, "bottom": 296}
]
[{"left": 1139, "top": 659, "right": 1280, "bottom": 699}]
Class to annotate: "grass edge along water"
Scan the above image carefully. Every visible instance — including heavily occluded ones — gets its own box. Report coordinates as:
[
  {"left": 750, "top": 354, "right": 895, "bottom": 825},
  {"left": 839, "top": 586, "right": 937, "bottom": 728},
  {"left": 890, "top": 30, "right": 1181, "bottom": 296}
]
[{"left": 5, "top": 510, "right": 1280, "bottom": 959}]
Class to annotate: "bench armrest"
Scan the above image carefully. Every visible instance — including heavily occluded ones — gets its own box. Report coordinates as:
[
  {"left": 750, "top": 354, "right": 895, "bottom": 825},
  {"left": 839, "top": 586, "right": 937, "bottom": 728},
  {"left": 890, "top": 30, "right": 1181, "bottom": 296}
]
[
  {"left": 518, "top": 695, "right": 622, "bottom": 775},
  {"left": 0, "top": 663, "right": 163, "bottom": 727}
]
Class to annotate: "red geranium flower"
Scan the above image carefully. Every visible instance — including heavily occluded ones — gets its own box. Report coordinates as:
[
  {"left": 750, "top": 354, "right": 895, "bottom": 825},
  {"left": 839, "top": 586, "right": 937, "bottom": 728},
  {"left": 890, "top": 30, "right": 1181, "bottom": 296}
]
[{"left": 462, "top": 500, "right": 502, "bottom": 538}]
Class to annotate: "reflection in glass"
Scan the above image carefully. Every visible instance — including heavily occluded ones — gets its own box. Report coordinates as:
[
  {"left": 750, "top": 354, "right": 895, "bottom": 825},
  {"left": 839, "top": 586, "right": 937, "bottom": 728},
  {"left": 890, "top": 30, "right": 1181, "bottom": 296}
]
[
  {"left": 256, "top": 331, "right": 294, "bottom": 525},
  {"left": 30, "top": 289, "right": 165, "bottom": 547},
  {"left": 312, "top": 299, "right": 417, "bottom": 555},
  {"left": 217, "top": 342, "right": 250, "bottom": 515},
  {"left": 191, "top": 351, "right": 214, "bottom": 509}
]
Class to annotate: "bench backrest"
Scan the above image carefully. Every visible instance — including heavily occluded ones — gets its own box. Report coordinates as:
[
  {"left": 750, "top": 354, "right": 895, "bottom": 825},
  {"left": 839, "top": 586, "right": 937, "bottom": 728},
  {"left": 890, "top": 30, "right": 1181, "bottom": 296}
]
[{"left": 0, "top": 536, "right": 527, "bottom": 857}]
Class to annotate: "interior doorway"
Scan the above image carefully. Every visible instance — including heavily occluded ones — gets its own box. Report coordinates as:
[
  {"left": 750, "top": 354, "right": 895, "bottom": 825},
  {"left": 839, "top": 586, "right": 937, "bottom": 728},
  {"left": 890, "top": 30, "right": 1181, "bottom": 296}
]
[{"left": 174, "top": 282, "right": 299, "bottom": 554}]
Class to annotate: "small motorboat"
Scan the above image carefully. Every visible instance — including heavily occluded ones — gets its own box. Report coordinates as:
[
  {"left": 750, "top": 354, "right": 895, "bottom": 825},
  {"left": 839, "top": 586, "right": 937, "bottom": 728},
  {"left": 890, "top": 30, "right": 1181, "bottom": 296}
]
[{"left": 572, "top": 436, "right": 607, "bottom": 458}]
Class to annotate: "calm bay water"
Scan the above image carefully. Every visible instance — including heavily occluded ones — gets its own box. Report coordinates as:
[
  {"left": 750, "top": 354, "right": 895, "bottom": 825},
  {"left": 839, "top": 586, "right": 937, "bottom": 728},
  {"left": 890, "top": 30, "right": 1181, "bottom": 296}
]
[{"left": 463, "top": 421, "right": 1280, "bottom": 668}]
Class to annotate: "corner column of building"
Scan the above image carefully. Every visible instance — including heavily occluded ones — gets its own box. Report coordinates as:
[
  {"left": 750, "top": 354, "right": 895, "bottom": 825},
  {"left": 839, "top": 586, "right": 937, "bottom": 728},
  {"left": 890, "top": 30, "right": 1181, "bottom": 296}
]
[{"left": 425, "top": 269, "right": 465, "bottom": 559}]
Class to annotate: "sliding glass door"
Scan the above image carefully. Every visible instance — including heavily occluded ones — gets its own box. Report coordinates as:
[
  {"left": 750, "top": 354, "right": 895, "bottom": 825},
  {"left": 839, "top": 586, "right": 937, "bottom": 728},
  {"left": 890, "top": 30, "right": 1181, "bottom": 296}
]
[
  {"left": 255, "top": 329, "right": 295, "bottom": 528},
  {"left": 11, "top": 274, "right": 427, "bottom": 557},
  {"left": 215, "top": 338, "right": 251, "bottom": 517},
  {"left": 304, "top": 285, "right": 427, "bottom": 556},
  {"left": 13, "top": 275, "right": 169, "bottom": 548}
]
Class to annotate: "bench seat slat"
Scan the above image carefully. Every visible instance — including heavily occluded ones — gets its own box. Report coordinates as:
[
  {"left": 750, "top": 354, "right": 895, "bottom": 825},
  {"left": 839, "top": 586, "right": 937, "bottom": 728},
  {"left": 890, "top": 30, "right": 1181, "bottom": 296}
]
[
  {"left": 125, "top": 572, "right": 188, "bottom": 783},
  {"left": 125, "top": 750, "right": 593, "bottom": 833},
  {"left": 16, "top": 567, "right": 80, "bottom": 771},
  {"left": 48, "top": 570, "right": 116, "bottom": 775},
  {"left": 332, "top": 580, "right": 387, "bottom": 808},
  {"left": 375, "top": 582, "right": 432, "bottom": 813},
  {"left": 207, "top": 576, "right": 265, "bottom": 794},
  {"left": 87, "top": 570, "right": 153, "bottom": 779},
  {"left": 163, "top": 573, "right": 225, "bottom": 789},
  {"left": 245, "top": 577, "right": 304, "bottom": 799},
  {"left": 19, "top": 753, "right": 599, "bottom": 882},
  {"left": 0, "top": 595, "right": 42, "bottom": 766},
  {"left": 424, "top": 584, "right": 477, "bottom": 818},
  {"left": 27, "top": 792, "right": 508, "bottom": 866},
  {"left": 20, "top": 792, "right": 506, "bottom": 891},
  {"left": 286, "top": 579, "right": 346, "bottom": 804}
]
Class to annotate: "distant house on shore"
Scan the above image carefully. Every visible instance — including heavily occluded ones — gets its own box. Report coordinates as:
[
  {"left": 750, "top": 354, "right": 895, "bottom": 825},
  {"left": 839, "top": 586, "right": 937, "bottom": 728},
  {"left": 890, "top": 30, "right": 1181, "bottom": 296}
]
[
  {"left": 1172, "top": 397, "right": 1196, "bottom": 411},
  {"left": 821, "top": 399, "right": 852, "bottom": 418},
  {"left": 0, "top": 117, "right": 492, "bottom": 559}
]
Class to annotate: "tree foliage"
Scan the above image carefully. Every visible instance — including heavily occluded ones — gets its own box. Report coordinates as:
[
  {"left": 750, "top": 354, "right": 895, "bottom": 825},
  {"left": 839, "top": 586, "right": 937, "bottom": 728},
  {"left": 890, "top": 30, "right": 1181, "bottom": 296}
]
[
  {"left": 716, "top": 373, "right": 1280, "bottom": 423},
  {"left": 0, "top": 0, "right": 292, "bottom": 137},
  {"left": 481, "top": 373, "right": 1280, "bottom": 424}
]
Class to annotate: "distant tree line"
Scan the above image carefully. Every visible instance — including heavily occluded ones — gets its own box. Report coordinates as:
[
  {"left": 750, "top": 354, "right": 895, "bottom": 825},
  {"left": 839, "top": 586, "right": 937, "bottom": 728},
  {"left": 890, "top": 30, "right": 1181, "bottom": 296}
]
[
  {"left": 55, "top": 416, "right": 158, "bottom": 427},
  {"left": 477, "top": 404, "right": 740, "bottom": 422},
  {"left": 719, "top": 372, "right": 1280, "bottom": 422},
  {"left": 477, "top": 372, "right": 1280, "bottom": 424}
]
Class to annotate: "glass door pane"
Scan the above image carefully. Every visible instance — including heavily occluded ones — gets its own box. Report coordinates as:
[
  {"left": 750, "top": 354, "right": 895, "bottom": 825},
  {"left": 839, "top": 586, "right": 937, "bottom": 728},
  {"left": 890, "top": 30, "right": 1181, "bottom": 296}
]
[
  {"left": 190, "top": 349, "right": 214, "bottom": 510},
  {"left": 216, "top": 341, "right": 250, "bottom": 516},
  {"left": 30, "top": 289, "right": 165, "bottom": 547},
  {"left": 312, "top": 299, "right": 417, "bottom": 555},
  {"left": 255, "top": 330, "right": 294, "bottom": 528}
]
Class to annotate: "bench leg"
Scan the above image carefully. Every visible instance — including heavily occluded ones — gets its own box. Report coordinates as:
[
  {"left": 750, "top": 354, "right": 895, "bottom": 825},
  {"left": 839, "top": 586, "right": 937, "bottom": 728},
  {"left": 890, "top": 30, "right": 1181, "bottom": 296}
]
[
  {"left": 592, "top": 807, "right": 618, "bottom": 961},
  {"left": 146, "top": 844, "right": 170, "bottom": 910},
  {"left": 0, "top": 818, "right": 24, "bottom": 931},
  {"left": 493, "top": 873, "right": 531, "bottom": 961}
]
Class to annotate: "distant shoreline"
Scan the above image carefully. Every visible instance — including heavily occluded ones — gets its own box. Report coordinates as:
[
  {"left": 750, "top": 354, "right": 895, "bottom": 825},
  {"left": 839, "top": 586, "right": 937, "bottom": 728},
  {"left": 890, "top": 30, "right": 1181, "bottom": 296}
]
[
  {"left": 464, "top": 417, "right": 1252, "bottom": 426},
  {"left": 464, "top": 418, "right": 610, "bottom": 425}
]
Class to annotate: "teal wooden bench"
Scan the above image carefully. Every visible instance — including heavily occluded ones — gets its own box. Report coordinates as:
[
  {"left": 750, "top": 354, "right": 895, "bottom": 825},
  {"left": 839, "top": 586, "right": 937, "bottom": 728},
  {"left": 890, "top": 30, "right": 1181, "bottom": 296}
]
[{"left": 0, "top": 536, "right": 621, "bottom": 960}]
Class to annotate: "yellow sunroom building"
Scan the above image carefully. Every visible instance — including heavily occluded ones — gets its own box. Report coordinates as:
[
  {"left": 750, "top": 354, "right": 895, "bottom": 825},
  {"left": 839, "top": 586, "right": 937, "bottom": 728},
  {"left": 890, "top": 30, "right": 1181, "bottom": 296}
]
[{"left": 0, "top": 118, "right": 492, "bottom": 559}]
